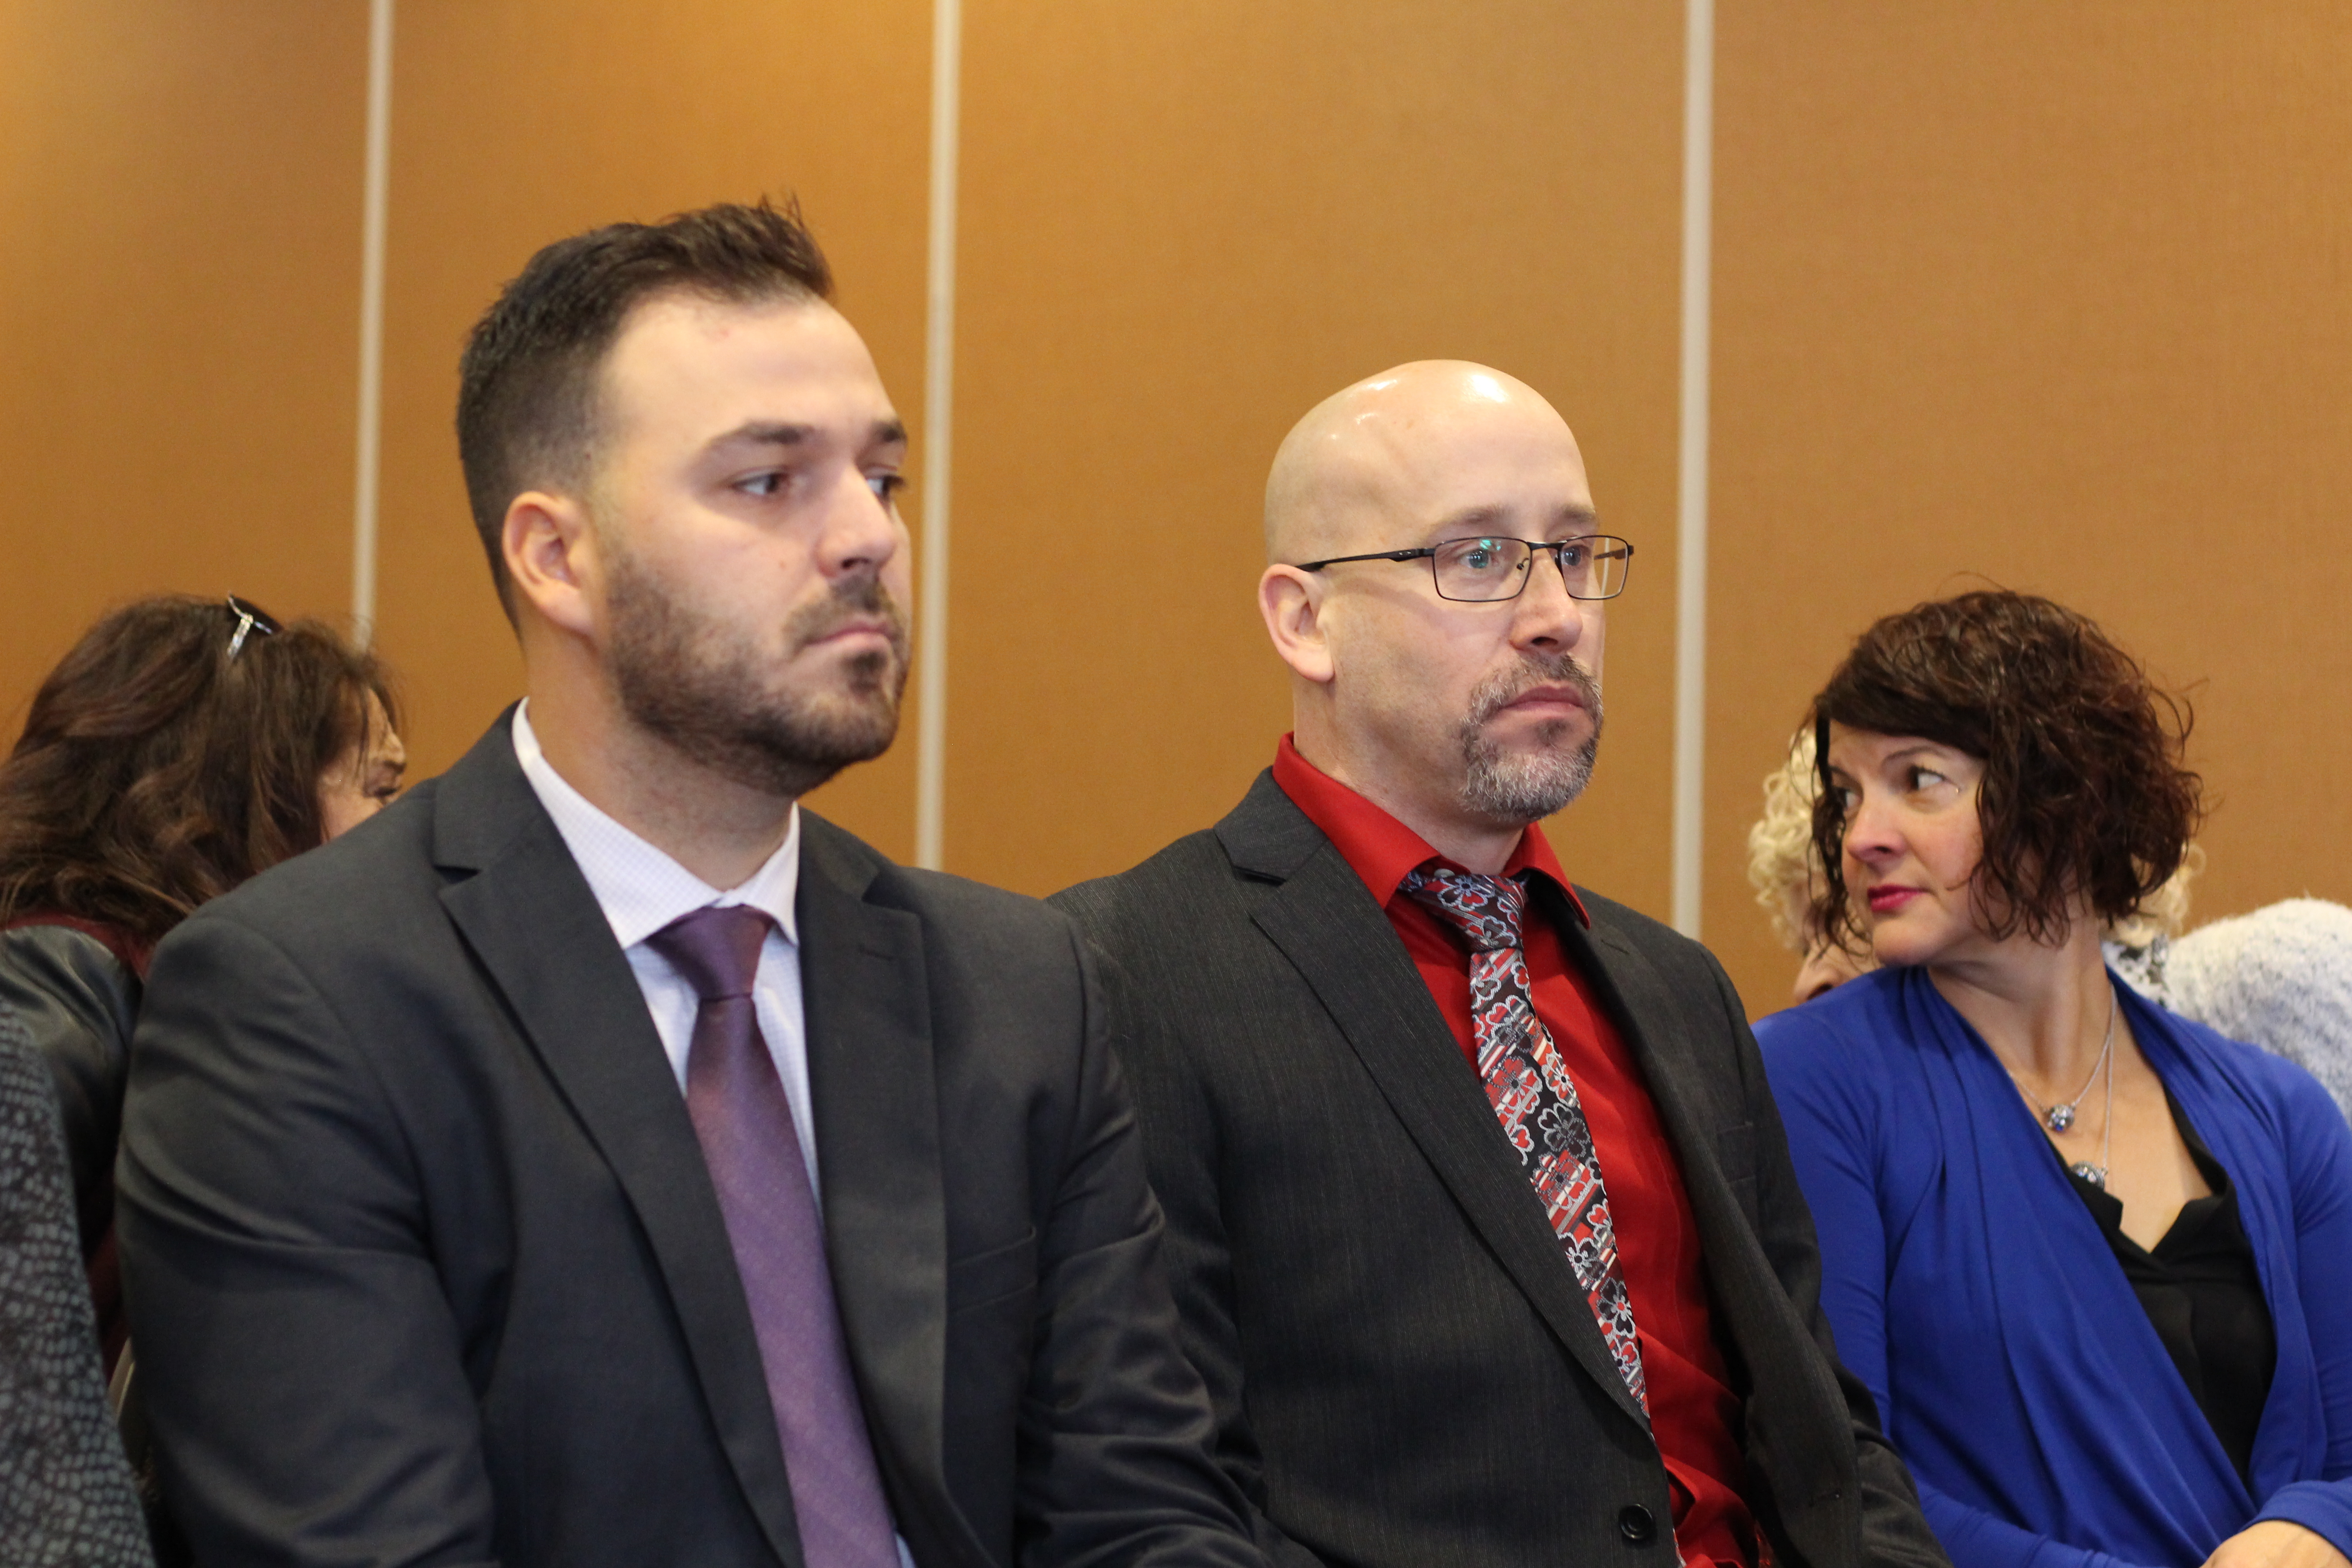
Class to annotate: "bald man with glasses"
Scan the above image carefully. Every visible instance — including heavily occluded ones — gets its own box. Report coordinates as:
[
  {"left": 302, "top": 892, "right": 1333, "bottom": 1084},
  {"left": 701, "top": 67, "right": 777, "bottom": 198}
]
[{"left": 1054, "top": 362, "right": 1948, "bottom": 1568}]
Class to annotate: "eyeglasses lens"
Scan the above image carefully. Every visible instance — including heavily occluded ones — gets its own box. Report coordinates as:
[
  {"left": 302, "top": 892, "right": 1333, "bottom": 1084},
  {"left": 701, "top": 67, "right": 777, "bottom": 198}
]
[
  {"left": 1431, "top": 537, "right": 1628, "bottom": 602},
  {"left": 1432, "top": 538, "right": 1530, "bottom": 601}
]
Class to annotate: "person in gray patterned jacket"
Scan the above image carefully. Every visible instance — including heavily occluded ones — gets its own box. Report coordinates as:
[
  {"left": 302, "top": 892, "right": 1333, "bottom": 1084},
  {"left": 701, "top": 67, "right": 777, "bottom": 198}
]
[{"left": 0, "top": 998, "right": 152, "bottom": 1568}]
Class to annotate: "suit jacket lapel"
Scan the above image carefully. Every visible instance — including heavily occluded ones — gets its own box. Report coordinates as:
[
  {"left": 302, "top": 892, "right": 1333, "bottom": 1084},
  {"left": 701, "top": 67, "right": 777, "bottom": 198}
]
[
  {"left": 431, "top": 717, "right": 805, "bottom": 1568},
  {"left": 1562, "top": 911, "right": 1745, "bottom": 1242},
  {"left": 1562, "top": 904, "right": 1825, "bottom": 1424},
  {"left": 1223, "top": 777, "right": 1650, "bottom": 1430},
  {"left": 794, "top": 818, "right": 963, "bottom": 1560},
  {"left": 1560, "top": 911, "right": 1737, "bottom": 1222}
]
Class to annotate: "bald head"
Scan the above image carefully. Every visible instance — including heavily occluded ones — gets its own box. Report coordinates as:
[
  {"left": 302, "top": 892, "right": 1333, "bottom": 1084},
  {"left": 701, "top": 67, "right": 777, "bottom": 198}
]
[
  {"left": 1253, "top": 359, "right": 1608, "bottom": 871},
  {"left": 1263, "top": 361, "right": 1587, "bottom": 564}
]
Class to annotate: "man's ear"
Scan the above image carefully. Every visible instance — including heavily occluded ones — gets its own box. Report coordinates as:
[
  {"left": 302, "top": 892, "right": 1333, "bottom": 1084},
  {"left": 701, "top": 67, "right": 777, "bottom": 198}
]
[
  {"left": 1259, "top": 565, "right": 1335, "bottom": 685},
  {"left": 503, "top": 490, "right": 600, "bottom": 638}
]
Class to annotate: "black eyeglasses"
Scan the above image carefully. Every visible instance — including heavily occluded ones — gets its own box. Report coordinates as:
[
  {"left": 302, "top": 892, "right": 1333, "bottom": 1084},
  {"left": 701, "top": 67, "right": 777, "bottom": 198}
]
[
  {"left": 225, "top": 595, "right": 282, "bottom": 660},
  {"left": 1296, "top": 534, "right": 1634, "bottom": 603}
]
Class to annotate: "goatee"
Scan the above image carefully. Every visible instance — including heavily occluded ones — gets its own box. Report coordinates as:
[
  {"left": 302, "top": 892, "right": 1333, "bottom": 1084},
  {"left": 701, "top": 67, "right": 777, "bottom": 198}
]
[
  {"left": 1457, "top": 652, "right": 1603, "bottom": 823},
  {"left": 606, "top": 556, "right": 911, "bottom": 800}
]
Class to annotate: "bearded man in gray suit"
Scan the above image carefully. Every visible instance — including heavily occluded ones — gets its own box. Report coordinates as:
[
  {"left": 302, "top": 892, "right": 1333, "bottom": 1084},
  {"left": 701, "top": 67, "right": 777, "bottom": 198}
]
[
  {"left": 1054, "top": 362, "right": 1948, "bottom": 1568},
  {"left": 116, "top": 202, "right": 1259, "bottom": 1568}
]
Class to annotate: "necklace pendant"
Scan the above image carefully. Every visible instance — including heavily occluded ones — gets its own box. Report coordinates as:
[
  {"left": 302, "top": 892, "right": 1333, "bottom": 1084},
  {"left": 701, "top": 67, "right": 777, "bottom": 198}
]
[
  {"left": 2070, "top": 1161, "right": 2107, "bottom": 1189},
  {"left": 2045, "top": 1104, "right": 2075, "bottom": 1133}
]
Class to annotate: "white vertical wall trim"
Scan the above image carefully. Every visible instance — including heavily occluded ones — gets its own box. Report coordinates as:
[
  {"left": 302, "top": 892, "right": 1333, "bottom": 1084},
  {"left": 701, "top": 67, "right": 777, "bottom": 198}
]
[
  {"left": 1671, "top": 0, "right": 1715, "bottom": 938},
  {"left": 914, "top": 0, "right": 962, "bottom": 871},
  {"left": 349, "top": 0, "right": 394, "bottom": 643}
]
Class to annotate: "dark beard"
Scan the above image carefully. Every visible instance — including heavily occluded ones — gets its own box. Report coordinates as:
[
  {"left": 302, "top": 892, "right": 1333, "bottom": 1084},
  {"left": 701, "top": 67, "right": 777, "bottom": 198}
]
[
  {"left": 1457, "top": 652, "right": 1604, "bottom": 823},
  {"left": 604, "top": 556, "right": 911, "bottom": 800}
]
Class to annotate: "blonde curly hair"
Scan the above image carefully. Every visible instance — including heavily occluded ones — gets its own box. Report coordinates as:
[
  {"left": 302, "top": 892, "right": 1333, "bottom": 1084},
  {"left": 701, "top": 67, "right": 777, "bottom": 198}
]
[{"left": 1746, "top": 730, "right": 1831, "bottom": 953}]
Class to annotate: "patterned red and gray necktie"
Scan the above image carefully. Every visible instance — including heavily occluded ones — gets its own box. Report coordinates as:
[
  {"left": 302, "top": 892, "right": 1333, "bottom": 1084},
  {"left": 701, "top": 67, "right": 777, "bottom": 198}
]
[
  {"left": 648, "top": 905, "right": 901, "bottom": 1568},
  {"left": 1401, "top": 864, "right": 1649, "bottom": 1415}
]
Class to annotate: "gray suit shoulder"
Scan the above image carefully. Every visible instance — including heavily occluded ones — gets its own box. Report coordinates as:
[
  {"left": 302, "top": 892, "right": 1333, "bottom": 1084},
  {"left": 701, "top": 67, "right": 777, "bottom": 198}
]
[
  {"left": 1054, "top": 828, "right": 1731, "bottom": 985},
  {"left": 1050, "top": 828, "right": 1232, "bottom": 939},
  {"left": 1572, "top": 883, "right": 1686, "bottom": 951},
  {"left": 801, "top": 811, "right": 1085, "bottom": 957},
  {"left": 187, "top": 790, "right": 1086, "bottom": 975},
  {"left": 160, "top": 782, "right": 448, "bottom": 965},
  {"left": 1573, "top": 885, "right": 1742, "bottom": 995}
]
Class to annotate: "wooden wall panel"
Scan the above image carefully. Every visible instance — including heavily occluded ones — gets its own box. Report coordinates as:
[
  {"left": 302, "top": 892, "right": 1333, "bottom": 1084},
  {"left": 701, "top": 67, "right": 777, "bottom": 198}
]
[
  {"left": 371, "top": 0, "right": 935, "bottom": 858},
  {"left": 23, "top": 0, "right": 2352, "bottom": 1007},
  {"left": 1708, "top": 4, "right": 2352, "bottom": 1015},
  {"left": 0, "top": 1, "right": 365, "bottom": 727},
  {"left": 946, "top": 0, "right": 1687, "bottom": 904}
]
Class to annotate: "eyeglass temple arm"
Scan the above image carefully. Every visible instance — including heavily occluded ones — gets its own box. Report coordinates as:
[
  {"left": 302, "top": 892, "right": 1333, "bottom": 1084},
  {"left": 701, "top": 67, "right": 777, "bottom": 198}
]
[{"left": 1297, "top": 548, "right": 1436, "bottom": 571}]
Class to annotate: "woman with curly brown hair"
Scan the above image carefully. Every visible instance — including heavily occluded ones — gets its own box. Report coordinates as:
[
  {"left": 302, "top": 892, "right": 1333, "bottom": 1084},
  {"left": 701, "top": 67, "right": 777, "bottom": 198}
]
[
  {"left": 0, "top": 594, "right": 403, "bottom": 1367},
  {"left": 1754, "top": 591, "right": 2351, "bottom": 1568}
]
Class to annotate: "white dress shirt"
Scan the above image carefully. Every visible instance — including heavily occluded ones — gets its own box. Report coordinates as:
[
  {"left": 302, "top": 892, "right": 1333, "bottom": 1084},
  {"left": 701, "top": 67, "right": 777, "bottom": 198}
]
[{"left": 511, "top": 703, "right": 819, "bottom": 1193}]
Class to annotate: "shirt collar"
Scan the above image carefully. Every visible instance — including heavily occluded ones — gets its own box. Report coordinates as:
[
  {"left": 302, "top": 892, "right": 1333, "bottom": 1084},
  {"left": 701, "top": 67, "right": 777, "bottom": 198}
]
[
  {"left": 1270, "top": 733, "right": 1588, "bottom": 926},
  {"left": 511, "top": 701, "right": 801, "bottom": 950}
]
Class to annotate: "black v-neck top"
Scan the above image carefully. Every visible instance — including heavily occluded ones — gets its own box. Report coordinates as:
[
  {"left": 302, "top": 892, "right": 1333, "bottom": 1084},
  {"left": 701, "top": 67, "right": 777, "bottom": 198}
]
[{"left": 2060, "top": 1095, "right": 2276, "bottom": 1480}]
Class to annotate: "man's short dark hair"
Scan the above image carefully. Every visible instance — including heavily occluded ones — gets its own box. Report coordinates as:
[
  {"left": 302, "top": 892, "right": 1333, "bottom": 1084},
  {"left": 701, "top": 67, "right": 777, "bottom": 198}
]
[
  {"left": 456, "top": 198, "right": 834, "bottom": 614},
  {"left": 1807, "top": 588, "right": 2203, "bottom": 951}
]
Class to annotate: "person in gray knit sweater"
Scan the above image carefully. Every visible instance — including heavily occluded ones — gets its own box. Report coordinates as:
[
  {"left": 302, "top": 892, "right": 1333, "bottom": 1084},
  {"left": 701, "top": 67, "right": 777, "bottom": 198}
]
[{"left": 2121, "top": 899, "right": 2352, "bottom": 1126}]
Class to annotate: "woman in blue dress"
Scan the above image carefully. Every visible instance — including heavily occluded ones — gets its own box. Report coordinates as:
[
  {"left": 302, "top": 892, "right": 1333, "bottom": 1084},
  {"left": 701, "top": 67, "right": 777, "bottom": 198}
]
[{"left": 1754, "top": 591, "right": 2351, "bottom": 1568}]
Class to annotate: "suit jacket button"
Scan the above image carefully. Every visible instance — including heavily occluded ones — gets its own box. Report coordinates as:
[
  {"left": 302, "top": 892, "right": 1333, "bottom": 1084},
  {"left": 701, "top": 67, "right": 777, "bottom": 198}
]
[{"left": 1618, "top": 1505, "right": 1657, "bottom": 1544}]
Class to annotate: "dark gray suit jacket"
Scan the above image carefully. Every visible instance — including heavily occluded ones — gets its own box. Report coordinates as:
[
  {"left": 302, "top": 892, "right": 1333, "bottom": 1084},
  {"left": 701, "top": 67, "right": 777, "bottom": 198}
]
[
  {"left": 116, "top": 716, "right": 1260, "bottom": 1568},
  {"left": 1051, "top": 773, "right": 1949, "bottom": 1568}
]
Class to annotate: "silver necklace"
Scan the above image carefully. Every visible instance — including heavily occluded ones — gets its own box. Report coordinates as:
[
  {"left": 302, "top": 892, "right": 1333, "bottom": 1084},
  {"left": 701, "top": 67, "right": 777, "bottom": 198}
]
[
  {"left": 2010, "top": 985, "right": 2115, "bottom": 1133},
  {"left": 2068, "top": 1040, "right": 2117, "bottom": 1191}
]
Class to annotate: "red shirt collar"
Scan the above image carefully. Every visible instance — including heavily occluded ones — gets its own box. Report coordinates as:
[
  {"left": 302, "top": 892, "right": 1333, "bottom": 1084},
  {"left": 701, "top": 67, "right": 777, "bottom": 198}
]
[{"left": 1271, "top": 735, "right": 1590, "bottom": 926}]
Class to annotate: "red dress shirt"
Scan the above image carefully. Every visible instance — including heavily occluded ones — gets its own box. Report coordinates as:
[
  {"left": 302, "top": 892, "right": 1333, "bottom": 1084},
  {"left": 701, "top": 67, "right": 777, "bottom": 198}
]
[{"left": 1273, "top": 737, "right": 1761, "bottom": 1568}]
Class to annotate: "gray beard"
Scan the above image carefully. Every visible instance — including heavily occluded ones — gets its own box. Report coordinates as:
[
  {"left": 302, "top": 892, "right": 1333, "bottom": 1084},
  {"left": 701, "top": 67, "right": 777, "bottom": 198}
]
[
  {"left": 1457, "top": 653, "right": 1604, "bottom": 823},
  {"left": 604, "top": 554, "right": 911, "bottom": 800}
]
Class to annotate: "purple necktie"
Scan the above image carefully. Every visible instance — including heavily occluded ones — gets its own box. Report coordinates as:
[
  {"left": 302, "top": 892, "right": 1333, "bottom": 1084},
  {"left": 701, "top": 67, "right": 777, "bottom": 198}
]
[
  {"left": 1401, "top": 865, "right": 1649, "bottom": 1414},
  {"left": 647, "top": 906, "right": 900, "bottom": 1568}
]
